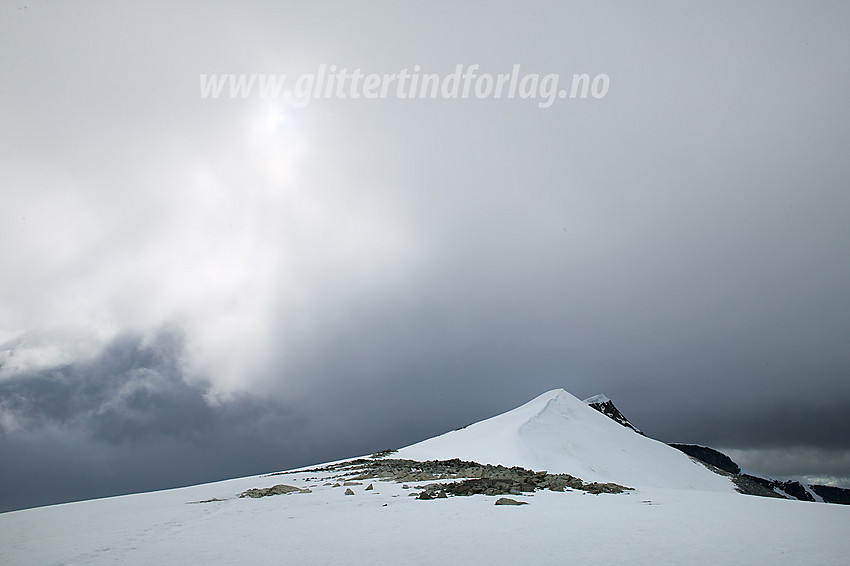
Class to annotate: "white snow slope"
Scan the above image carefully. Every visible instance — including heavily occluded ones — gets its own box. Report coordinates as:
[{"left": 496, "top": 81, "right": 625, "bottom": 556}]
[
  {"left": 2, "top": 389, "right": 849, "bottom": 566},
  {"left": 398, "top": 389, "right": 733, "bottom": 491}
]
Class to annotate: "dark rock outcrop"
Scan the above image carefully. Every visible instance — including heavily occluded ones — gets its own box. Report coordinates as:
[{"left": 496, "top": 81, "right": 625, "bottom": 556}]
[
  {"left": 730, "top": 475, "right": 785, "bottom": 498},
  {"left": 811, "top": 484, "right": 850, "bottom": 505},
  {"left": 669, "top": 444, "right": 741, "bottom": 475},
  {"left": 775, "top": 480, "right": 815, "bottom": 502},
  {"left": 732, "top": 474, "right": 815, "bottom": 502},
  {"left": 584, "top": 395, "right": 644, "bottom": 435}
]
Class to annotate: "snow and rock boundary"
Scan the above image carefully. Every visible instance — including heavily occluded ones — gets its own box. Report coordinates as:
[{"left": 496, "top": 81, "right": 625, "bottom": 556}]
[{"left": 278, "top": 457, "right": 632, "bottom": 501}]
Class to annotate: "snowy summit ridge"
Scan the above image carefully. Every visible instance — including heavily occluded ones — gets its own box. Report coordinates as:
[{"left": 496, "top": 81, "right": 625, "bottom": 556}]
[{"left": 397, "top": 389, "right": 733, "bottom": 491}]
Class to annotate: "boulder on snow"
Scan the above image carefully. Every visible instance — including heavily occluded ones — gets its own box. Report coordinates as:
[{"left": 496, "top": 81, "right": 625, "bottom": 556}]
[{"left": 495, "top": 498, "right": 527, "bottom": 506}]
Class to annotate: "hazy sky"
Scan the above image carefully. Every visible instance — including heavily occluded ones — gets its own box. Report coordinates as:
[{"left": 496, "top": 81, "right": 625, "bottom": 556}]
[{"left": 2, "top": 1, "right": 849, "bottom": 512}]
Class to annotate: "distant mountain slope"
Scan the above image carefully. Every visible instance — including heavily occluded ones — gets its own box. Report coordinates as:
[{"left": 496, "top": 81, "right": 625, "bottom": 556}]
[
  {"left": 581, "top": 397, "right": 850, "bottom": 506},
  {"left": 812, "top": 484, "right": 850, "bottom": 505},
  {"left": 396, "top": 389, "right": 735, "bottom": 491}
]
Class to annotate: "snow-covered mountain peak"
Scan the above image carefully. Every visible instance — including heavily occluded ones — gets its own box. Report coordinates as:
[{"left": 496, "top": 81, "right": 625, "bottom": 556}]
[{"left": 397, "top": 389, "right": 735, "bottom": 491}]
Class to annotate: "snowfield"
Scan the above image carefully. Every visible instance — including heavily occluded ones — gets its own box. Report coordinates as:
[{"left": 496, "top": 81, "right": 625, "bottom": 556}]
[{"left": 2, "top": 389, "right": 848, "bottom": 565}]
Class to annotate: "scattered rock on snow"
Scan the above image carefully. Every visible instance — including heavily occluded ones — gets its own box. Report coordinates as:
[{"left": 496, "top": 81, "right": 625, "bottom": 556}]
[
  {"left": 495, "top": 498, "right": 527, "bottom": 506},
  {"left": 240, "top": 485, "right": 311, "bottom": 498},
  {"left": 240, "top": 458, "right": 633, "bottom": 503},
  {"left": 370, "top": 449, "right": 398, "bottom": 459}
]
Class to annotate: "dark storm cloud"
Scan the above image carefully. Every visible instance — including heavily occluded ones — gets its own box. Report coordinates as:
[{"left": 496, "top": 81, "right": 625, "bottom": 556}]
[
  {"left": 0, "top": 331, "right": 309, "bottom": 512},
  {"left": 657, "top": 399, "right": 850, "bottom": 451},
  {"left": 0, "top": 330, "right": 200, "bottom": 438},
  {"left": 724, "top": 447, "right": 850, "bottom": 486},
  {"left": 622, "top": 386, "right": 850, "bottom": 476}
]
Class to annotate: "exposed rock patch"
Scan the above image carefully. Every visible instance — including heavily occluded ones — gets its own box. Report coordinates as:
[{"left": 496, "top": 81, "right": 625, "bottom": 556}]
[
  {"left": 240, "top": 485, "right": 311, "bottom": 498},
  {"left": 369, "top": 449, "right": 398, "bottom": 459},
  {"left": 305, "top": 458, "right": 632, "bottom": 500},
  {"left": 241, "top": 458, "right": 632, "bottom": 501}
]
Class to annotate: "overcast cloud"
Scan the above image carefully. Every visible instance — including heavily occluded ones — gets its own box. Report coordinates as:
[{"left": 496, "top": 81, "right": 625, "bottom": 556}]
[{"left": 2, "top": 1, "right": 849, "bottom": 512}]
